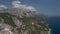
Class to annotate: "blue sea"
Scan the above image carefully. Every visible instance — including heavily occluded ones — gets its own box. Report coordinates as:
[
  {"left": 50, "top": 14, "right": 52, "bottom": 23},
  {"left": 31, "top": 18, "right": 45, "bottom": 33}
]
[{"left": 47, "top": 16, "right": 60, "bottom": 34}]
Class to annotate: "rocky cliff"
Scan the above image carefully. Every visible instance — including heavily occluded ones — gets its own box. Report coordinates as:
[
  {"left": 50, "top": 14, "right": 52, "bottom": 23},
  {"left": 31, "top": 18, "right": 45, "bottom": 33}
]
[{"left": 0, "top": 8, "right": 51, "bottom": 34}]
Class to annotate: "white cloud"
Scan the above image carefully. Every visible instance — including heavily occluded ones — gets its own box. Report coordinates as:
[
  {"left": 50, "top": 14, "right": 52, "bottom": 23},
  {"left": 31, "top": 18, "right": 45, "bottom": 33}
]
[
  {"left": 0, "top": 5, "right": 8, "bottom": 10},
  {"left": 12, "top": 1, "right": 21, "bottom": 8},
  {"left": 26, "top": 6, "right": 37, "bottom": 11},
  {"left": 12, "top": 1, "right": 37, "bottom": 11}
]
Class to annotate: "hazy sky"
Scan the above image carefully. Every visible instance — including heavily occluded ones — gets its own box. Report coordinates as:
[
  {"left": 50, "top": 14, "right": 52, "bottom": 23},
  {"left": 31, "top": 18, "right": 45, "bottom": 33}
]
[{"left": 0, "top": 0, "right": 60, "bottom": 16}]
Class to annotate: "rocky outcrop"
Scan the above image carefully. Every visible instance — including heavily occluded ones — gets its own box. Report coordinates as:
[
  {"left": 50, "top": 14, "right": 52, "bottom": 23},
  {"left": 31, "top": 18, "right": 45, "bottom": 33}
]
[{"left": 0, "top": 8, "right": 51, "bottom": 34}]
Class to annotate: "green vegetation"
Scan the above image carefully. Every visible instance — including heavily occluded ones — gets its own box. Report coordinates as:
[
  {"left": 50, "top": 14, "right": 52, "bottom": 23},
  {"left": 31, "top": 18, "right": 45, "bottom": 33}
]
[
  {"left": 17, "top": 16, "right": 49, "bottom": 34},
  {"left": 0, "top": 13, "right": 49, "bottom": 34},
  {"left": 0, "top": 13, "right": 16, "bottom": 27}
]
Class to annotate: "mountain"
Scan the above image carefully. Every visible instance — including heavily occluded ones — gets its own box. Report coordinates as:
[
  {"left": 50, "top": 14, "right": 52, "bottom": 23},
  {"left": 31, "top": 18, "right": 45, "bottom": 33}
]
[{"left": 0, "top": 8, "right": 50, "bottom": 34}]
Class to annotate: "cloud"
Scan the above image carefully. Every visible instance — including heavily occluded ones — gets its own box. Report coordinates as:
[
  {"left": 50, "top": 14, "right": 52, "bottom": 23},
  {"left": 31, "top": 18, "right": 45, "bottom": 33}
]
[
  {"left": 0, "top": 5, "right": 8, "bottom": 10},
  {"left": 26, "top": 6, "right": 37, "bottom": 11},
  {"left": 12, "top": 1, "right": 37, "bottom": 11},
  {"left": 12, "top": 1, "right": 21, "bottom": 8}
]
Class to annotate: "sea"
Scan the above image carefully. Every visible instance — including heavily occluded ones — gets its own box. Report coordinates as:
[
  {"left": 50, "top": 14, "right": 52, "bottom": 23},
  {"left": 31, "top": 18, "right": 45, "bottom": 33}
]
[{"left": 47, "top": 16, "right": 60, "bottom": 34}]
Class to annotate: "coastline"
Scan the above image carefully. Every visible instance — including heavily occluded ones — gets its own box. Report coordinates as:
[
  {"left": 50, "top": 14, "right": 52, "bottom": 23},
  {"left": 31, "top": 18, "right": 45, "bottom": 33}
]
[{"left": 48, "top": 28, "right": 51, "bottom": 34}]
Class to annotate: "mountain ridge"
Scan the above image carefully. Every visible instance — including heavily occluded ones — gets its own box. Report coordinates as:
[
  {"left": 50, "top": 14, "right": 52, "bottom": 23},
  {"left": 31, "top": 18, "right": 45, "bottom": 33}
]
[{"left": 0, "top": 8, "right": 50, "bottom": 34}]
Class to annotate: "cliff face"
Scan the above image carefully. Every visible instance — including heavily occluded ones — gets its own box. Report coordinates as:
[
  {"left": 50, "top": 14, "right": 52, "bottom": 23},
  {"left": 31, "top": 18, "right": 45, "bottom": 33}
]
[{"left": 0, "top": 8, "right": 50, "bottom": 34}]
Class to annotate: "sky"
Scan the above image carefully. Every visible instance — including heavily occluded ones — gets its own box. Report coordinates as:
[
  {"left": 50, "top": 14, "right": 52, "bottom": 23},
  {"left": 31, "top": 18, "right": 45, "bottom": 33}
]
[{"left": 0, "top": 0, "right": 60, "bottom": 16}]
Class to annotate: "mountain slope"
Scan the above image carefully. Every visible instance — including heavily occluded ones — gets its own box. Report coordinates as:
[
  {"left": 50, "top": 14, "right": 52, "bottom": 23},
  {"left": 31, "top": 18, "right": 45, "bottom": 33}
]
[{"left": 0, "top": 8, "right": 50, "bottom": 34}]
